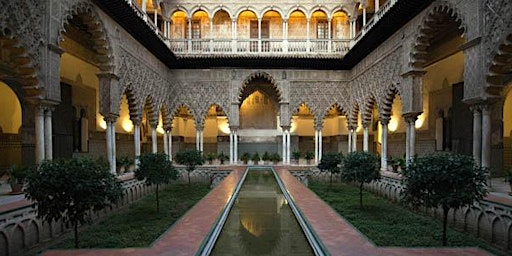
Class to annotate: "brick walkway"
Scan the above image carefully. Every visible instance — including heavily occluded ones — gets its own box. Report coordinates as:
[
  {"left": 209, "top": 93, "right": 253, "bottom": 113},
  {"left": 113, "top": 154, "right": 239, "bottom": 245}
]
[{"left": 8, "top": 166, "right": 495, "bottom": 255}]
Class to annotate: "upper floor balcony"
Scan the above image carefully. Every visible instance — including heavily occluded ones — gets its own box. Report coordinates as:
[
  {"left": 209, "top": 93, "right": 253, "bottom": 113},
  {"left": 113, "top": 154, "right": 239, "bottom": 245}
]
[{"left": 124, "top": 0, "right": 397, "bottom": 58}]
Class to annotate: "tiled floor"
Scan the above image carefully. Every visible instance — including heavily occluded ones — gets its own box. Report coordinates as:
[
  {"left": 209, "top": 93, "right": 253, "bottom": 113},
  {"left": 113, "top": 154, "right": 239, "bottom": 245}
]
[{"left": 6, "top": 166, "right": 499, "bottom": 255}]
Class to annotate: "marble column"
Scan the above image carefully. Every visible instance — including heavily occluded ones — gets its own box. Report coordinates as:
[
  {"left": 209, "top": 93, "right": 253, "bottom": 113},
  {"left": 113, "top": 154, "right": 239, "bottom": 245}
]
[
  {"left": 200, "top": 130, "right": 204, "bottom": 153},
  {"left": 314, "top": 130, "right": 319, "bottom": 164},
  {"left": 105, "top": 115, "right": 118, "bottom": 174},
  {"left": 352, "top": 128, "right": 357, "bottom": 152},
  {"left": 471, "top": 105, "right": 482, "bottom": 166},
  {"left": 380, "top": 118, "right": 389, "bottom": 171},
  {"left": 481, "top": 105, "right": 491, "bottom": 169},
  {"left": 234, "top": 128, "right": 238, "bottom": 164},
  {"left": 286, "top": 130, "right": 291, "bottom": 164},
  {"left": 404, "top": 114, "right": 418, "bottom": 163},
  {"left": 163, "top": 131, "right": 169, "bottom": 155},
  {"left": 196, "top": 130, "right": 200, "bottom": 151},
  {"left": 132, "top": 118, "right": 141, "bottom": 166},
  {"left": 282, "top": 129, "right": 286, "bottom": 163},
  {"left": 34, "top": 105, "right": 45, "bottom": 163},
  {"left": 229, "top": 130, "right": 234, "bottom": 164},
  {"left": 151, "top": 126, "right": 157, "bottom": 153},
  {"left": 44, "top": 107, "right": 53, "bottom": 160},
  {"left": 319, "top": 130, "right": 323, "bottom": 161},
  {"left": 363, "top": 122, "right": 369, "bottom": 152},
  {"left": 168, "top": 128, "right": 173, "bottom": 161},
  {"left": 348, "top": 129, "right": 352, "bottom": 153}
]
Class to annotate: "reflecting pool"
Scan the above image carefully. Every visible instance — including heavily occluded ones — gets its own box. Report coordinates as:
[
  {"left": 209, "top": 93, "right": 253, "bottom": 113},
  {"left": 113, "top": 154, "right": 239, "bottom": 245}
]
[{"left": 211, "top": 168, "right": 314, "bottom": 255}]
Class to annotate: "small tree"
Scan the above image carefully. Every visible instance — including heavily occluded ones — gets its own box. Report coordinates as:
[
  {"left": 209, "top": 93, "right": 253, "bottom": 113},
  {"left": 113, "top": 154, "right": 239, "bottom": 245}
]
[
  {"left": 401, "top": 152, "right": 487, "bottom": 246},
  {"left": 206, "top": 152, "right": 216, "bottom": 164},
  {"left": 175, "top": 149, "right": 204, "bottom": 184},
  {"left": 262, "top": 151, "right": 271, "bottom": 163},
  {"left": 25, "top": 158, "right": 123, "bottom": 248},
  {"left": 136, "top": 153, "right": 177, "bottom": 212},
  {"left": 304, "top": 151, "right": 314, "bottom": 164},
  {"left": 252, "top": 152, "right": 261, "bottom": 165},
  {"left": 271, "top": 152, "right": 281, "bottom": 164},
  {"left": 317, "top": 152, "right": 343, "bottom": 184},
  {"left": 241, "top": 152, "right": 251, "bottom": 164},
  {"left": 342, "top": 151, "right": 380, "bottom": 208},
  {"left": 218, "top": 152, "right": 229, "bottom": 165},
  {"left": 292, "top": 151, "right": 301, "bottom": 164}
]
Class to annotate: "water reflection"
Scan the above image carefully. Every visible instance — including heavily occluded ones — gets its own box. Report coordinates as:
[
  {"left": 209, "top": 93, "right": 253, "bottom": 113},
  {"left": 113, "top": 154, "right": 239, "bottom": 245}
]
[{"left": 211, "top": 169, "right": 314, "bottom": 256}]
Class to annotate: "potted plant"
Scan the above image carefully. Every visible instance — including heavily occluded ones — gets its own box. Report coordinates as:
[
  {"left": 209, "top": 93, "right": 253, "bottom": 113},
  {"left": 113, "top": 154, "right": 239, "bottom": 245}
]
[
  {"left": 389, "top": 155, "right": 405, "bottom": 173},
  {"left": 7, "top": 164, "right": 30, "bottom": 194},
  {"left": 262, "top": 152, "right": 271, "bottom": 164},
  {"left": 241, "top": 152, "right": 251, "bottom": 165},
  {"left": 116, "top": 156, "right": 133, "bottom": 175},
  {"left": 252, "top": 152, "right": 260, "bottom": 165},
  {"left": 206, "top": 152, "right": 216, "bottom": 165},
  {"left": 218, "top": 152, "right": 229, "bottom": 165},
  {"left": 304, "top": 151, "right": 314, "bottom": 164},
  {"left": 292, "top": 151, "right": 301, "bottom": 164},
  {"left": 271, "top": 152, "right": 281, "bottom": 165}
]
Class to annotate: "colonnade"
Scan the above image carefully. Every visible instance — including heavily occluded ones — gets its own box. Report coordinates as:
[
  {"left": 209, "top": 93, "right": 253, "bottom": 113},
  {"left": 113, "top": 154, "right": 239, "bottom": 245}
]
[{"left": 34, "top": 103, "right": 55, "bottom": 163}]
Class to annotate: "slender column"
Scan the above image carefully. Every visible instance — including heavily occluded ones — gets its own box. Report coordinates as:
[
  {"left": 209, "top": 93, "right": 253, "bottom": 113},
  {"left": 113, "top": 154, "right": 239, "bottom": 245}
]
[
  {"left": 319, "top": 130, "right": 323, "bottom": 161},
  {"left": 234, "top": 129, "right": 238, "bottom": 164},
  {"left": 471, "top": 105, "right": 482, "bottom": 166},
  {"left": 404, "top": 114, "right": 418, "bottom": 163},
  {"left": 314, "top": 130, "right": 319, "bottom": 164},
  {"left": 232, "top": 19, "right": 237, "bottom": 52},
  {"left": 352, "top": 129, "right": 357, "bottom": 152},
  {"left": 163, "top": 131, "right": 168, "bottom": 155},
  {"left": 306, "top": 18, "right": 311, "bottom": 52},
  {"left": 363, "top": 8, "right": 367, "bottom": 26},
  {"left": 282, "top": 130, "right": 286, "bottom": 163},
  {"left": 104, "top": 115, "right": 117, "bottom": 174},
  {"left": 35, "top": 106, "right": 45, "bottom": 163},
  {"left": 286, "top": 130, "right": 291, "bottom": 164},
  {"left": 380, "top": 118, "right": 389, "bottom": 171},
  {"left": 200, "top": 130, "right": 204, "bottom": 153},
  {"left": 348, "top": 129, "right": 352, "bottom": 153},
  {"left": 229, "top": 131, "right": 234, "bottom": 164},
  {"left": 132, "top": 118, "right": 141, "bottom": 166},
  {"left": 187, "top": 18, "right": 192, "bottom": 52},
  {"left": 350, "top": 20, "right": 354, "bottom": 38},
  {"left": 141, "top": 0, "right": 146, "bottom": 12},
  {"left": 481, "top": 105, "right": 491, "bottom": 168},
  {"left": 258, "top": 18, "right": 262, "bottom": 52},
  {"left": 196, "top": 130, "right": 200, "bottom": 150},
  {"left": 44, "top": 107, "right": 53, "bottom": 160},
  {"left": 327, "top": 19, "right": 332, "bottom": 52},
  {"left": 164, "top": 20, "right": 168, "bottom": 38},
  {"left": 168, "top": 129, "right": 173, "bottom": 161},
  {"left": 375, "top": 0, "right": 380, "bottom": 12},
  {"left": 363, "top": 122, "right": 369, "bottom": 152},
  {"left": 151, "top": 126, "right": 157, "bottom": 153},
  {"left": 153, "top": 8, "right": 158, "bottom": 26}
]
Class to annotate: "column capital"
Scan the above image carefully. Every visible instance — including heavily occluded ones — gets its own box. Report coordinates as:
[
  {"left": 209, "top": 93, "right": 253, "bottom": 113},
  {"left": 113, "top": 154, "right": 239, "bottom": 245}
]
[
  {"left": 281, "top": 125, "right": 291, "bottom": 131},
  {"left": 379, "top": 116, "right": 390, "bottom": 125},
  {"left": 103, "top": 114, "right": 118, "bottom": 124},
  {"left": 96, "top": 71, "right": 120, "bottom": 80},
  {"left": 130, "top": 117, "right": 142, "bottom": 126},
  {"left": 229, "top": 126, "right": 239, "bottom": 132},
  {"left": 362, "top": 120, "right": 371, "bottom": 128},
  {"left": 402, "top": 112, "right": 421, "bottom": 123}
]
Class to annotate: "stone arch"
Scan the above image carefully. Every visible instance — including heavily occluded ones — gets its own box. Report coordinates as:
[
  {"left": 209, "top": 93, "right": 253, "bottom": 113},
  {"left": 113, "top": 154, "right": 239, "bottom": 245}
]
[
  {"left": 12, "top": 224, "right": 25, "bottom": 252},
  {"left": 159, "top": 103, "right": 172, "bottom": 130},
  {"left": 330, "top": 5, "right": 352, "bottom": 18},
  {"left": 60, "top": 1, "right": 115, "bottom": 72},
  {"left": 348, "top": 103, "right": 360, "bottom": 127},
  {"left": 189, "top": 5, "right": 212, "bottom": 19},
  {"left": 379, "top": 84, "right": 401, "bottom": 120},
  {"left": 486, "top": 33, "right": 512, "bottom": 97},
  {"left": 261, "top": 7, "right": 286, "bottom": 19},
  {"left": 211, "top": 6, "right": 234, "bottom": 20},
  {"left": 121, "top": 85, "right": 140, "bottom": 120},
  {"left": 168, "top": 6, "right": 189, "bottom": 19},
  {"left": 0, "top": 31, "right": 40, "bottom": 98},
  {"left": 286, "top": 6, "right": 309, "bottom": 20},
  {"left": 408, "top": 1, "right": 466, "bottom": 70},
  {"left": 240, "top": 71, "right": 281, "bottom": 103},
  {"left": 199, "top": 103, "right": 229, "bottom": 128},
  {"left": 24, "top": 219, "right": 39, "bottom": 248},
  {"left": 171, "top": 103, "right": 196, "bottom": 123},
  {"left": 309, "top": 6, "right": 331, "bottom": 19},
  {"left": 234, "top": 6, "right": 260, "bottom": 19},
  {"left": 362, "top": 95, "right": 378, "bottom": 124},
  {"left": 0, "top": 231, "right": 7, "bottom": 256},
  {"left": 142, "top": 96, "right": 158, "bottom": 125}
]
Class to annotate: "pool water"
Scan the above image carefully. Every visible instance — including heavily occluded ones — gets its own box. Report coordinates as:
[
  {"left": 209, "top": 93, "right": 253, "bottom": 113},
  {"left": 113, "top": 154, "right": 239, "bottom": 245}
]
[{"left": 211, "top": 169, "right": 314, "bottom": 255}]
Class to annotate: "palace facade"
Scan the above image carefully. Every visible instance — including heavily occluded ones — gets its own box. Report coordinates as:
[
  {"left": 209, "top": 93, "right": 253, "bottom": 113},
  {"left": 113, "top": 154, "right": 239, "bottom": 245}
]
[{"left": 0, "top": 0, "right": 511, "bottom": 175}]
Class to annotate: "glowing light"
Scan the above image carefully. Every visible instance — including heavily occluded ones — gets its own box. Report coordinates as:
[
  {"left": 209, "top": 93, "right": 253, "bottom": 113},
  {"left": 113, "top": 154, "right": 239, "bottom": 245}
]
[
  {"left": 122, "top": 119, "right": 134, "bottom": 133},
  {"left": 388, "top": 116, "right": 398, "bottom": 132},
  {"left": 98, "top": 115, "right": 107, "bottom": 130},
  {"left": 217, "top": 117, "right": 231, "bottom": 134},
  {"left": 415, "top": 113, "right": 425, "bottom": 129}
]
